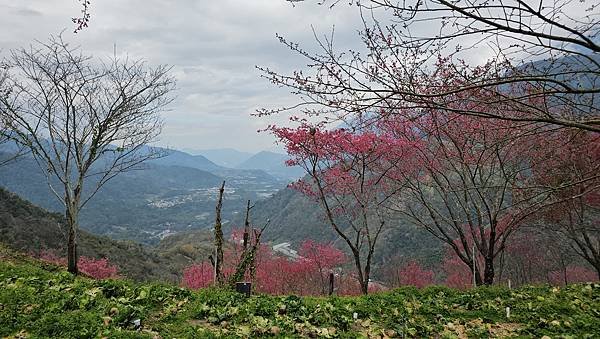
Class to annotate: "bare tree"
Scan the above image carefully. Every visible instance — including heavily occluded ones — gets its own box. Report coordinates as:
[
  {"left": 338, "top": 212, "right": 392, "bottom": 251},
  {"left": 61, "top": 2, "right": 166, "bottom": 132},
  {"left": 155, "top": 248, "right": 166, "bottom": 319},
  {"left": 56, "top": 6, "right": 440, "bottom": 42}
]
[
  {"left": 0, "top": 36, "right": 175, "bottom": 274},
  {"left": 0, "top": 62, "right": 10, "bottom": 150},
  {"left": 208, "top": 188, "right": 270, "bottom": 287},
  {"left": 553, "top": 201, "right": 600, "bottom": 279},
  {"left": 263, "top": 0, "right": 599, "bottom": 132},
  {"left": 0, "top": 61, "right": 27, "bottom": 166}
]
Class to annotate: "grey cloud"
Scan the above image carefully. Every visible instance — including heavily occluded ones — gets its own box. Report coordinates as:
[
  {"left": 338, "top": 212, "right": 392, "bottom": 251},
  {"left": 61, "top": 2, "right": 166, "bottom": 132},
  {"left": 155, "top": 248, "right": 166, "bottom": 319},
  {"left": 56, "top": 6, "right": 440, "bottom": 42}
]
[
  {"left": 2, "top": 0, "right": 515, "bottom": 152},
  {"left": 14, "top": 7, "right": 44, "bottom": 17}
]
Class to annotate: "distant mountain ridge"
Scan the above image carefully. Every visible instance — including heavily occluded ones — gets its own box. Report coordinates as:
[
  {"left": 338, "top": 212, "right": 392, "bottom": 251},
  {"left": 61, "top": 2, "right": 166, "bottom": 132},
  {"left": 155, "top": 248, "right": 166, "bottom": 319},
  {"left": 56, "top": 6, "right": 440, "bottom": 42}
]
[
  {"left": 190, "top": 148, "right": 253, "bottom": 168},
  {"left": 151, "top": 147, "right": 285, "bottom": 185},
  {"left": 183, "top": 148, "right": 305, "bottom": 182},
  {"left": 236, "top": 151, "right": 305, "bottom": 181},
  {"left": 174, "top": 146, "right": 307, "bottom": 182},
  {"left": 150, "top": 148, "right": 223, "bottom": 171}
]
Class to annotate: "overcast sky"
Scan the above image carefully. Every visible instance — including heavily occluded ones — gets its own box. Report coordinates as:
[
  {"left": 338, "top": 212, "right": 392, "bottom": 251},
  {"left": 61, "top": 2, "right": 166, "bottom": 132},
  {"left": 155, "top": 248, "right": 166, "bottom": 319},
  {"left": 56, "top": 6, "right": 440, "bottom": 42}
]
[
  {"left": 0, "top": 0, "right": 363, "bottom": 152},
  {"left": 1, "top": 1, "right": 593, "bottom": 153}
]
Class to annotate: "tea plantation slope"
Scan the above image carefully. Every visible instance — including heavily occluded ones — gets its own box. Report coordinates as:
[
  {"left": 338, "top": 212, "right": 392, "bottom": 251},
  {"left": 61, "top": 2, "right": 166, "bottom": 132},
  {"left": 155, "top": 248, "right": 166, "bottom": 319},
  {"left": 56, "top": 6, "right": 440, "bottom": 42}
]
[{"left": 1, "top": 246, "right": 599, "bottom": 338}]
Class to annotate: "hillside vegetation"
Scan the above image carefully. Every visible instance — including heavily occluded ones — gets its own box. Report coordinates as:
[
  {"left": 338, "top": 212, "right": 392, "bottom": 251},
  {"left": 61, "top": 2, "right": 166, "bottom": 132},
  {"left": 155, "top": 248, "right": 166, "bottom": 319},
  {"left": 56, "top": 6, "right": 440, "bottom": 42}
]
[
  {"left": 0, "top": 187, "right": 212, "bottom": 283},
  {"left": 233, "top": 187, "right": 444, "bottom": 268},
  {"left": 1, "top": 245, "right": 599, "bottom": 338}
]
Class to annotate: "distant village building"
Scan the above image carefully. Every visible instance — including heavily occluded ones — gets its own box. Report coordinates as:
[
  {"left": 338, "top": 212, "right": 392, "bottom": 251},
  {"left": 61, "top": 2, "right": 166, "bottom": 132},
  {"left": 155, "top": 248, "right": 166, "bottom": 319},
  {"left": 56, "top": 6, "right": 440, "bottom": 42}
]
[{"left": 272, "top": 242, "right": 300, "bottom": 260}]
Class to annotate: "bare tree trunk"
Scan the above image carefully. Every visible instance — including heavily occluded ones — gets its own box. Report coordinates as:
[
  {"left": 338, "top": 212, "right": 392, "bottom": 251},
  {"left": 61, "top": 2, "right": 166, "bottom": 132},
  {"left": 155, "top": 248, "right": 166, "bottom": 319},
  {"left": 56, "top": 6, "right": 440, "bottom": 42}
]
[
  {"left": 66, "top": 206, "right": 78, "bottom": 274},
  {"left": 213, "top": 181, "right": 225, "bottom": 285},
  {"left": 497, "top": 250, "right": 505, "bottom": 283},
  {"left": 328, "top": 272, "right": 334, "bottom": 296},
  {"left": 362, "top": 265, "right": 371, "bottom": 295},
  {"left": 473, "top": 262, "right": 483, "bottom": 287},
  {"left": 242, "top": 200, "right": 251, "bottom": 255},
  {"left": 349, "top": 250, "right": 369, "bottom": 295},
  {"left": 360, "top": 280, "right": 368, "bottom": 295},
  {"left": 318, "top": 265, "right": 326, "bottom": 295},
  {"left": 229, "top": 203, "right": 266, "bottom": 286},
  {"left": 229, "top": 237, "right": 261, "bottom": 286},
  {"left": 483, "top": 255, "right": 494, "bottom": 285}
]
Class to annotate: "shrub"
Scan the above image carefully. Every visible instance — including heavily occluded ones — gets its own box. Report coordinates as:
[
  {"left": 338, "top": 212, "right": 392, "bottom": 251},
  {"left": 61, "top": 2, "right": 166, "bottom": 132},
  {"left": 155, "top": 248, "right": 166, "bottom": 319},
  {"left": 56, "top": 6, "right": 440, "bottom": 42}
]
[
  {"left": 35, "top": 250, "right": 118, "bottom": 279},
  {"left": 182, "top": 262, "right": 214, "bottom": 289},
  {"left": 78, "top": 257, "right": 119, "bottom": 279}
]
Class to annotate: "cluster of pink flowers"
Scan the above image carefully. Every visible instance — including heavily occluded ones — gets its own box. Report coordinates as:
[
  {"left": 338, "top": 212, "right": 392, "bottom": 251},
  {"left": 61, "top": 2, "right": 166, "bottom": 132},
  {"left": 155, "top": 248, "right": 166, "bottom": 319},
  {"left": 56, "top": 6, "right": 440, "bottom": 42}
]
[
  {"left": 182, "top": 239, "right": 350, "bottom": 295},
  {"left": 36, "top": 249, "right": 119, "bottom": 280}
]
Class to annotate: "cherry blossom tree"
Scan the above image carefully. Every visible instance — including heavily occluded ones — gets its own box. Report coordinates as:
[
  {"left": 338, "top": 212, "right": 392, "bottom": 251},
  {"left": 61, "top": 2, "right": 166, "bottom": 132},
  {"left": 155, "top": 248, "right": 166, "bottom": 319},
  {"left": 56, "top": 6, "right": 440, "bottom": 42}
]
[
  {"left": 383, "top": 260, "right": 435, "bottom": 288},
  {"left": 182, "top": 239, "right": 347, "bottom": 296},
  {"left": 182, "top": 262, "right": 214, "bottom": 290},
  {"left": 255, "top": 254, "right": 317, "bottom": 295},
  {"left": 262, "top": 0, "right": 599, "bottom": 285},
  {"left": 498, "top": 230, "right": 554, "bottom": 286},
  {"left": 442, "top": 252, "right": 472, "bottom": 289},
  {"left": 532, "top": 130, "right": 600, "bottom": 278},
  {"left": 380, "top": 108, "right": 547, "bottom": 285},
  {"left": 549, "top": 266, "right": 598, "bottom": 286},
  {"left": 78, "top": 257, "right": 119, "bottom": 279},
  {"left": 298, "top": 240, "right": 346, "bottom": 294},
  {"left": 36, "top": 250, "right": 118, "bottom": 280},
  {"left": 271, "top": 124, "right": 410, "bottom": 294}
]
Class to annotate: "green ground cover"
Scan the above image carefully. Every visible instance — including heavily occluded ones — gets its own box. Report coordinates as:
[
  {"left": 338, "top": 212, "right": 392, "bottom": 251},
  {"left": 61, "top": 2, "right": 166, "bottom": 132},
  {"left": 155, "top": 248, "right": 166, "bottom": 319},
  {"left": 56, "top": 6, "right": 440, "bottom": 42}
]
[{"left": 1, "top": 246, "right": 598, "bottom": 338}]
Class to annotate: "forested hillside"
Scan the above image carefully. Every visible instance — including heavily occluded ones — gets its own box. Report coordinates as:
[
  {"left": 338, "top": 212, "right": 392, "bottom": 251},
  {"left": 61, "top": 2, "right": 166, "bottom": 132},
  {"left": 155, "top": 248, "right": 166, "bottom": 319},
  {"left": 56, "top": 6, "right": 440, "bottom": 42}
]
[
  {"left": 0, "top": 187, "right": 213, "bottom": 282},
  {"left": 0, "top": 2, "right": 597, "bottom": 336},
  {"left": 232, "top": 186, "right": 444, "bottom": 268}
]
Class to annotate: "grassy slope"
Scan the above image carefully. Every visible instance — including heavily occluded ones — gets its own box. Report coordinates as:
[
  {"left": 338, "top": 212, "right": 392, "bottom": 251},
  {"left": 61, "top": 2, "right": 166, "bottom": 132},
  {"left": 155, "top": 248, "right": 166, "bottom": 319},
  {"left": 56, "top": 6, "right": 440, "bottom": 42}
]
[{"left": 1, "top": 245, "right": 599, "bottom": 339}]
